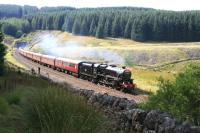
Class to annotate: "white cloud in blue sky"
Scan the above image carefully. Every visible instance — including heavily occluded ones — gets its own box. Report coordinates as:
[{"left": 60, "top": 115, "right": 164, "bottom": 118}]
[{"left": 0, "top": 0, "right": 200, "bottom": 11}]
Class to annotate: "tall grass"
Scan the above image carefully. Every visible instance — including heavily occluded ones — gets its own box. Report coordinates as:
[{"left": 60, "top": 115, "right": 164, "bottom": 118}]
[
  {"left": 24, "top": 87, "right": 104, "bottom": 133},
  {"left": 0, "top": 69, "right": 107, "bottom": 133}
]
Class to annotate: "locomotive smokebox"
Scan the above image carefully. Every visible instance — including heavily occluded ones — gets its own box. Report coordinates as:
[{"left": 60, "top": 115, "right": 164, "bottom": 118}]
[{"left": 122, "top": 66, "right": 126, "bottom": 69}]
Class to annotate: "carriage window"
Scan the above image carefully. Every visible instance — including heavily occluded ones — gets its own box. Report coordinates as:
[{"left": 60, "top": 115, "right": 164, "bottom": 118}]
[
  {"left": 63, "top": 62, "right": 68, "bottom": 66},
  {"left": 69, "top": 63, "right": 75, "bottom": 68}
]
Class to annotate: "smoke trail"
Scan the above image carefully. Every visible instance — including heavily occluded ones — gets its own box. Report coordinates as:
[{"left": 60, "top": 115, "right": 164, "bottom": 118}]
[{"left": 30, "top": 33, "right": 125, "bottom": 65}]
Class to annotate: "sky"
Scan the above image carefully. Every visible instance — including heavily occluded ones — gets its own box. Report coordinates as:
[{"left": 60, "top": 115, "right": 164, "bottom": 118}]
[{"left": 0, "top": 0, "right": 200, "bottom": 11}]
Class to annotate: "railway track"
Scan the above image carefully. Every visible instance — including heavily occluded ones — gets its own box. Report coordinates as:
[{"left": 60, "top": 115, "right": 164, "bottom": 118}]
[{"left": 13, "top": 49, "right": 148, "bottom": 103}]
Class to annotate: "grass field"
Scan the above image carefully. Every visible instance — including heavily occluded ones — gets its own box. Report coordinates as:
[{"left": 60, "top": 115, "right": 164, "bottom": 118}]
[
  {"left": 21, "top": 31, "right": 200, "bottom": 92},
  {"left": 0, "top": 69, "right": 108, "bottom": 133},
  {"left": 133, "top": 60, "right": 200, "bottom": 92}
]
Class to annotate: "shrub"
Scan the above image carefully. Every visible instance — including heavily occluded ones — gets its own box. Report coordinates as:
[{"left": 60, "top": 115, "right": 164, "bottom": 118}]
[{"left": 141, "top": 64, "right": 200, "bottom": 125}]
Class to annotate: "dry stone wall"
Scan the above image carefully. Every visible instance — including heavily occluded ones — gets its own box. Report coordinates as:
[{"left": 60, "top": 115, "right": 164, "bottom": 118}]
[{"left": 68, "top": 87, "right": 200, "bottom": 133}]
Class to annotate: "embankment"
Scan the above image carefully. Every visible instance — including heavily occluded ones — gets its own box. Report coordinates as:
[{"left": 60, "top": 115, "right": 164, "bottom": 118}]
[{"left": 6, "top": 61, "right": 200, "bottom": 133}]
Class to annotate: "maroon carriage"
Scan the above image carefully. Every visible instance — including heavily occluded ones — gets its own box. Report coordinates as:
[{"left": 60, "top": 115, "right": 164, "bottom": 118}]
[
  {"left": 55, "top": 57, "right": 81, "bottom": 76},
  {"left": 32, "top": 53, "right": 42, "bottom": 63},
  {"left": 41, "top": 55, "right": 55, "bottom": 67}
]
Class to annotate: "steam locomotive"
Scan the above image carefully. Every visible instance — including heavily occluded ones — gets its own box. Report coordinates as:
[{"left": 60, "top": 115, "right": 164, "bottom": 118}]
[{"left": 19, "top": 48, "right": 136, "bottom": 93}]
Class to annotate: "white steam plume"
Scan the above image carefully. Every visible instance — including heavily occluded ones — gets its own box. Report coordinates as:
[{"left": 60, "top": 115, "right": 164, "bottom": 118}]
[{"left": 31, "top": 33, "right": 125, "bottom": 65}]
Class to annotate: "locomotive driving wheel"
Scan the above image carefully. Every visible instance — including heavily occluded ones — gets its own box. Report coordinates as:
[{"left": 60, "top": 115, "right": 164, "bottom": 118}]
[
  {"left": 92, "top": 78, "right": 98, "bottom": 84},
  {"left": 111, "top": 80, "right": 117, "bottom": 89}
]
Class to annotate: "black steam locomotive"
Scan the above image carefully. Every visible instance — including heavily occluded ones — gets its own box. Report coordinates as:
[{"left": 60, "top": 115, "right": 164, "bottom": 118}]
[{"left": 78, "top": 62, "right": 136, "bottom": 92}]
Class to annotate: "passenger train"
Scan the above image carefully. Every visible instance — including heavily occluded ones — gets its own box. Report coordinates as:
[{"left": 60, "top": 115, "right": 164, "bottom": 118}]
[{"left": 19, "top": 48, "right": 136, "bottom": 93}]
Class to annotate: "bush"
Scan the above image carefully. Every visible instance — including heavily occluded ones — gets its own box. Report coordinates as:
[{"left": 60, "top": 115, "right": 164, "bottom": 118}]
[
  {"left": 24, "top": 87, "right": 104, "bottom": 133},
  {"left": 141, "top": 64, "right": 200, "bottom": 125}
]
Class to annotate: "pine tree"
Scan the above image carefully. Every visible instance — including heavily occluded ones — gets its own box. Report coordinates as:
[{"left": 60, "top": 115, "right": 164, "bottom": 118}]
[
  {"left": 111, "top": 16, "right": 120, "bottom": 38},
  {"left": 0, "top": 32, "right": 6, "bottom": 76},
  {"left": 66, "top": 17, "right": 74, "bottom": 32},
  {"left": 89, "top": 19, "right": 96, "bottom": 36},
  {"left": 104, "top": 18, "right": 111, "bottom": 37},
  {"left": 80, "top": 19, "right": 89, "bottom": 35},
  {"left": 42, "top": 18, "right": 47, "bottom": 30},
  {"left": 2, "top": 6, "right": 200, "bottom": 42},
  {"left": 124, "top": 18, "right": 132, "bottom": 38},
  {"left": 72, "top": 19, "right": 80, "bottom": 34},
  {"left": 31, "top": 18, "right": 37, "bottom": 30},
  {"left": 58, "top": 15, "right": 64, "bottom": 30},
  {"left": 95, "top": 20, "right": 104, "bottom": 38},
  {"left": 119, "top": 16, "right": 126, "bottom": 37},
  {"left": 47, "top": 16, "right": 53, "bottom": 30},
  {"left": 131, "top": 19, "right": 145, "bottom": 41}
]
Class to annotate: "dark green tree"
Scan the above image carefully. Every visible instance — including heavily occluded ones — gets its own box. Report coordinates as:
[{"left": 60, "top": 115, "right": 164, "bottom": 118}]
[
  {"left": 66, "top": 17, "right": 74, "bottom": 32},
  {"left": 2, "top": 6, "right": 200, "bottom": 42},
  {"left": 0, "top": 32, "right": 6, "bottom": 76},
  {"left": 1, "top": 18, "right": 31, "bottom": 38},
  {"left": 124, "top": 18, "right": 132, "bottom": 38},
  {"left": 89, "top": 19, "right": 96, "bottom": 36},
  {"left": 1, "top": 23, "right": 18, "bottom": 37},
  {"left": 111, "top": 16, "right": 120, "bottom": 38},
  {"left": 72, "top": 19, "right": 80, "bottom": 34},
  {"left": 95, "top": 19, "right": 104, "bottom": 38},
  {"left": 104, "top": 18, "right": 111, "bottom": 37},
  {"left": 80, "top": 19, "right": 89, "bottom": 35},
  {"left": 131, "top": 19, "right": 146, "bottom": 41},
  {"left": 31, "top": 18, "right": 37, "bottom": 30}
]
